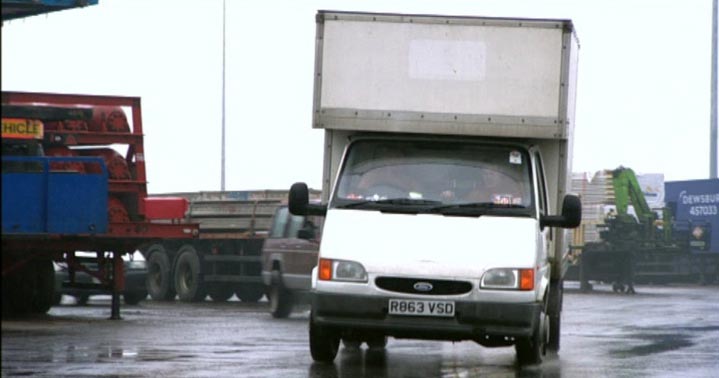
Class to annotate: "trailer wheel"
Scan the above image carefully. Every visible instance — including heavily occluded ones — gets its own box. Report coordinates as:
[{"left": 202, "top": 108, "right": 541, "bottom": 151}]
[
  {"left": 208, "top": 284, "right": 235, "bottom": 302},
  {"left": 174, "top": 245, "right": 206, "bottom": 302},
  {"left": 236, "top": 284, "right": 265, "bottom": 303},
  {"left": 146, "top": 244, "right": 176, "bottom": 301},
  {"left": 3, "top": 258, "right": 36, "bottom": 316},
  {"left": 123, "top": 291, "right": 147, "bottom": 305},
  {"left": 30, "top": 259, "right": 56, "bottom": 314},
  {"left": 75, "top": 294, "right": 90, "bottom": 306},
  {"left": 3, "top": 258, "right": 54, "bottom": 315},
  {"left": 52, "top": 293, "right": 62, "bottom": 306}
]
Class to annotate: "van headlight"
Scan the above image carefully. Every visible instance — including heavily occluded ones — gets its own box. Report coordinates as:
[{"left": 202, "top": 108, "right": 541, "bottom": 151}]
[
  {"left": 318, "top": 258, "right": 367, "bottom": 282},
  {"left": 480, "top": 268, "right": 534, "bottom": 290}
]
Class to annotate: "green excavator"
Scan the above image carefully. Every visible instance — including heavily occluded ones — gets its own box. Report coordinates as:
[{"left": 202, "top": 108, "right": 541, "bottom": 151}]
[{"left": 578, "top": 167, "right": 693, "bottom": 293}]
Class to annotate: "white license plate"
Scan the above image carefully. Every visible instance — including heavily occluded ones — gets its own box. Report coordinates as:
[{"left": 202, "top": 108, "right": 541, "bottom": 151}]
[{"left": 388, "top": 299, "right": 455, "bottom": 317}]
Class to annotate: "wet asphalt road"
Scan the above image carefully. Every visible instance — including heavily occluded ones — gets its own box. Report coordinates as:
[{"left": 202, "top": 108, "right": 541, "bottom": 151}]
[{"left": 2, "top": 283, "right": 718, "bottom": 378}]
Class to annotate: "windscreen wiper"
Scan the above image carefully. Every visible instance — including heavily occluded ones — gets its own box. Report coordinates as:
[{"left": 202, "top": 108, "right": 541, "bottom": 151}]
[
  {"left": 427, "top": 202, "right": 526, "bottom": 215},
  {"left": 376, "top": 198, "right": 442, "bottom": 206},
  {"left": 336, "top": 198, "right": 442, "bottom": 209}
]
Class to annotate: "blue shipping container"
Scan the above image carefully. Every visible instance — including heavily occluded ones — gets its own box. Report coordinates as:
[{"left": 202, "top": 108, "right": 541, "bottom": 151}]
[
  {"left": 1, "top": 156, "right": 108, "bottom": 235},
  {"left": 665, "top": 179, "right": 719, "bottom": 254}
]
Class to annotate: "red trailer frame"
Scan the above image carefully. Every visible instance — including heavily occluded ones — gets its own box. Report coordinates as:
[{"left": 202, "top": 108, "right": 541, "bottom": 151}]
[{"left": 2, "top": 91, "right": 199, "bottom": 318}]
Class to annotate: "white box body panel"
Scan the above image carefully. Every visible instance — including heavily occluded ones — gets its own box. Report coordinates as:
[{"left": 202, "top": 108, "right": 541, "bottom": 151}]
[
  {"left": 314, "top": 12, "right": 579, "bottom": 141},
  {"left": 321, "top": 21, "right": 563, "bottom": 118}
]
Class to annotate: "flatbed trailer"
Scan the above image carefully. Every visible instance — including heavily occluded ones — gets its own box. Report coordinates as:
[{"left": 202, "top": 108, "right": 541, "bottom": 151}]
[
  {"left": 142, "top": 189, "right": 320, "bottom": 303},
  {"left": 2, "top": 91, "right": 198, "bottom": 319}
]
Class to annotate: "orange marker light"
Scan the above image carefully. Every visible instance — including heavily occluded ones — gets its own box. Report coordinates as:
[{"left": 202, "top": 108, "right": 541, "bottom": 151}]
[
  {"left": 319, "top": 258, "right": 332, "bottom": 281},
  {"left": 519, "top": 269, "right": 534, "bottom": 290}
]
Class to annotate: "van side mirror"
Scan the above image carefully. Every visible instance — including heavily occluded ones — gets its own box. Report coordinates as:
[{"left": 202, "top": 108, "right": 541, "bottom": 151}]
[
  {"left": 289, "top": 182, "right": 309, "bottom": 216},
  {"left": 541, "top": 194, "right": 582, "bottom": 229},
  {"left": 289, "top": 182, "right": 327, "bottom": 216}
]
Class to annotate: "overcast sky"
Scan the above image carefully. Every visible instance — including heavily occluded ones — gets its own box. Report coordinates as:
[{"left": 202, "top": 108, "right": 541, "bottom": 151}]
[{"left": 2, "top": 0, "right": 716, "bottom": 193}]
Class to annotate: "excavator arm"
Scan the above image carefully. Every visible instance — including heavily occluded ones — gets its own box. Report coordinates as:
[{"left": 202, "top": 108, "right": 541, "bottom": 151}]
[{"left": 611, "top": 167, "right": 656, "bottom": 224}]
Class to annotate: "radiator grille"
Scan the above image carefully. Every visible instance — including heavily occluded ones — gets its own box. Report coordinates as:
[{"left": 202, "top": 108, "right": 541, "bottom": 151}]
[{"left": 375, "top": 277, "right": 473, "bottom": 295}]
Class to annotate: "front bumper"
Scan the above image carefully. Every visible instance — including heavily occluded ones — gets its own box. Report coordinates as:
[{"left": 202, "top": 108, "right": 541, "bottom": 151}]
[{"left": 312, "top": 292, "right": 540, "bottom": 344}]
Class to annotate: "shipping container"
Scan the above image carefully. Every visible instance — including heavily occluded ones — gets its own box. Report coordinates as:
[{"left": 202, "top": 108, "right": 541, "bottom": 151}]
[{"left": 665, "top": 179, "right": 719, "bottom": 254}]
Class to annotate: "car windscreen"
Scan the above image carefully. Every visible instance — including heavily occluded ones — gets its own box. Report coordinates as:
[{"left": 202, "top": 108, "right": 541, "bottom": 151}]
[{"left": 332, "top": 139, "right": 534, "bottom": 217}]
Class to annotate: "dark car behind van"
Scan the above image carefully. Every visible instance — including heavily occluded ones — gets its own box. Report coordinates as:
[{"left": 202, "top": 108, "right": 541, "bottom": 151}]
[
  {"left": 261, "top": 206, "right": 322, "bottom": 318},
  {"left": 53, "top": 251, "right": 148, "bottom": 306}
]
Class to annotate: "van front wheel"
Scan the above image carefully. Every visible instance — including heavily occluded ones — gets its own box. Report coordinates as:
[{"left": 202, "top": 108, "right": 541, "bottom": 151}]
[
  {"left": 515, "top": 310, "right": 547, "bottom": 365},
  {"left": 309, "top": 316, "right": 339, "bottom": 363}
]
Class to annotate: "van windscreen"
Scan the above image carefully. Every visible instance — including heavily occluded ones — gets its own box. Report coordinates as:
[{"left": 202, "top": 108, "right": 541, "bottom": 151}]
[{"left": 332, "top": 139, "right": 534, "bottom": 213}]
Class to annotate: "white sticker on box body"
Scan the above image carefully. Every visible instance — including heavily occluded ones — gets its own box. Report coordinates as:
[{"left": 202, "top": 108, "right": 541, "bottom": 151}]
[{"left": 409, "top": 40, "right": 486, "bottom": 81}]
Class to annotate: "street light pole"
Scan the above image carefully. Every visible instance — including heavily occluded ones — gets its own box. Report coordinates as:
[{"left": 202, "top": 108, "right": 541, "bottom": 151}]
[
  {"left": 221, "top": 0, "right": 227, "bottom": 190},
  {"left": 711, "top": 0, "right": 717, "bottom": 178}
]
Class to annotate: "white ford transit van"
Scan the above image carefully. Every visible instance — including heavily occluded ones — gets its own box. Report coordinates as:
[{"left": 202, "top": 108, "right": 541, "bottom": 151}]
[{"left": 290, "top": 11, "right": 581, "bottom": 366}]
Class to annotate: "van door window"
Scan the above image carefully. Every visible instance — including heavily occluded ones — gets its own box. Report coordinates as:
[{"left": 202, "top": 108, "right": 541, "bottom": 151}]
[
  {"left": 534, "top": 152, "right": 552, "bottom": 240},
  {"left": 534, "top": 152, "right": 548, "bottom": 216}
]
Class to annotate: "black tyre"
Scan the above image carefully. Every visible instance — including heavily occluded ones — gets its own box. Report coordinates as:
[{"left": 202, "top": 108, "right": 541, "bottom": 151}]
[
  {"left": 366, "top": 335, "right": 388, "bottom": 349},
  {"left": 515, "top": 309, "right": 548, "bottom": 365},
  {"left": 174, "top": 245, "right": 206, "bottom": 302},
  {"left": 612, "top": 283, "right": 625, "bottom": 293},
  {"left": 208, "top": 284, "right": 235, "bottom": 302},
  {"left": 342, "top": 338, "right": 361, "bottom": 349},
  {"left": 309, "top": 315, "right": 340, "bottom": 363},
  {"left": 31, "top": 259, "right": 55, "bottom": 314},
  {"left": 547, "top": 281, "right": 563, "bottom": 352},
  {"left": 123, "top": 291, "right": 147, "bottom": 305},
  {"left": 2, "top": 274, "right": 15, "bottom": 316},
  {"left": 548, "top": 314, "right": 561, "bottom": 352},
  {"left": 76, "top": 294, "right": 90, "bottom": 306},
  {"left": 146, "top": 244, "right": 176, "bottom": 301},
  {"left": 11, "top": 279, "right": 34, "bottom": 314},
  {"left": 236, "top": 284, "right": 265, "bottom": 303},
  {"left": 3, "top": 258, "right": 43, "bottom": 316},
  {"left": 52, "top": 292, "right": 62, "bottom": 306},
  {"left": 269, "top": 270, "right": 294, "bottom": 318}
]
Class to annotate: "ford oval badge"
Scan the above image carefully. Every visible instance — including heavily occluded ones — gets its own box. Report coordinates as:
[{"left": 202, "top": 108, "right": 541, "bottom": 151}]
[{"left": 413, "top": 282, "right": 433, "bottom": 292}]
